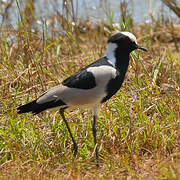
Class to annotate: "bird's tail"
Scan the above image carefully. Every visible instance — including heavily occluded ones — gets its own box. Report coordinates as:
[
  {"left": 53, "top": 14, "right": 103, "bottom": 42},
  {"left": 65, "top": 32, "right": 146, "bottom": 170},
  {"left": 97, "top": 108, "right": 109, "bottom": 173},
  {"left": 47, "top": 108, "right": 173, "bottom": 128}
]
[
  {"left": 17, "top": 99, "right": 66, "bottom": 115},
  {"left": 17, "top": 100, "right": 44, "bottom": 114}
]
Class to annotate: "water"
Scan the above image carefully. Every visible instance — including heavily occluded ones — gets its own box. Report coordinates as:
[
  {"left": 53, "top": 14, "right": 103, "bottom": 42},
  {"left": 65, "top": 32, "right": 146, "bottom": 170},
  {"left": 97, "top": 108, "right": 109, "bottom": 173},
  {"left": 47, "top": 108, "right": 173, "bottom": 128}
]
[{"left": 0, "top": 0, "right": 178, "bottom": 28}]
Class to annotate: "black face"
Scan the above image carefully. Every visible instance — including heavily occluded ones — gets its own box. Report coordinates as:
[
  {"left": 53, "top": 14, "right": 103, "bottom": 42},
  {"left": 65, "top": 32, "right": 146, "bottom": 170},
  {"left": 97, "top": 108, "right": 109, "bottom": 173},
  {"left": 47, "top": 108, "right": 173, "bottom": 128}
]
[{"left": 108, "top": 32, "right": 147, "bottom": 53}]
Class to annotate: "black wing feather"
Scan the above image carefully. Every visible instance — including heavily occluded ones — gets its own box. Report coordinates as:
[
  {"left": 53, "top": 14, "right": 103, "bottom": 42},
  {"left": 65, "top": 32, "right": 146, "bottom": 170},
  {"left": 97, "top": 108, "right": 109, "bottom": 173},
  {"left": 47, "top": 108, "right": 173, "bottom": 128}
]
[
  {"left": 62, "top": 56, "right": 112, "bottom": 89},
  {"left": 62, "top": 69, "right": 96, "bottom": 89}
]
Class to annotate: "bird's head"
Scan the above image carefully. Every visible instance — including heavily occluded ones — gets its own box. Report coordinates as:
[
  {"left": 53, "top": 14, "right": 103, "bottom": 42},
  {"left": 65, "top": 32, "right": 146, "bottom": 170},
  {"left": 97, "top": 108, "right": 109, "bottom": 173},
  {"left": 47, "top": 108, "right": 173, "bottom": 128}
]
[{"left": 106, "top": 31, "right": 147, "bottom": 63}]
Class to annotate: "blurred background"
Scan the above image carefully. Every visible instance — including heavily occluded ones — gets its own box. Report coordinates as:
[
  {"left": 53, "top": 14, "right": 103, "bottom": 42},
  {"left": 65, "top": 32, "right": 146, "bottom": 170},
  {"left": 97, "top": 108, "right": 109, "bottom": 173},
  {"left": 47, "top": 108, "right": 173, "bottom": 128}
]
[{"left": 0, "top": 0, "right": 179, "bottom": 34}]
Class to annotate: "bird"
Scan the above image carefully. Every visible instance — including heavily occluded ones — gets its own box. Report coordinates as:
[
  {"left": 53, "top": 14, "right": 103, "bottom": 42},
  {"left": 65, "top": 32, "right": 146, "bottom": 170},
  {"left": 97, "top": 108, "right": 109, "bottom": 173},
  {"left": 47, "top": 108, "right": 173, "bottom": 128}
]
[{"left": 17, "top": 31, "right": 147, "bottom": 167}]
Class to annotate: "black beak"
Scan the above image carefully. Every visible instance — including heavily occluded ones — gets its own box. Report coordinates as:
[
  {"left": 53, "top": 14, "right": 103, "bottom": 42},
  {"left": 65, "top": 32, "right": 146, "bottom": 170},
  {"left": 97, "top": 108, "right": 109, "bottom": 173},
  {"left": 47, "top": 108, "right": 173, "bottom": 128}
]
[{"left": 136, "top": 44, "right": 147, "bottom": 51}]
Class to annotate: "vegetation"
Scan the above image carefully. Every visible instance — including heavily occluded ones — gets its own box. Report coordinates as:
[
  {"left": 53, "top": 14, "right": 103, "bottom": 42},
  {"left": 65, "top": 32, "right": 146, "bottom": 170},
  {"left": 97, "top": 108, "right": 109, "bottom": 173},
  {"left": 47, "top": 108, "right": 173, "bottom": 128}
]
[
  {"left": 0, "top": 0, "right": 179, "bottom": 179},
  {"left": 161, "top": 0, "right": 180, "bottom": 17}
]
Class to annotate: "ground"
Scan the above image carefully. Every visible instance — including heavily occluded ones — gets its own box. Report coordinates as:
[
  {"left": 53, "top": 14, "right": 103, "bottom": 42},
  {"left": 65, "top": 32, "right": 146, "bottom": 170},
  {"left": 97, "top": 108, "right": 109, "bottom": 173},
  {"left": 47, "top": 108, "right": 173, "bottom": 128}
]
[{"left": 0, "top": 12, "right": 180, "bottom": 179}]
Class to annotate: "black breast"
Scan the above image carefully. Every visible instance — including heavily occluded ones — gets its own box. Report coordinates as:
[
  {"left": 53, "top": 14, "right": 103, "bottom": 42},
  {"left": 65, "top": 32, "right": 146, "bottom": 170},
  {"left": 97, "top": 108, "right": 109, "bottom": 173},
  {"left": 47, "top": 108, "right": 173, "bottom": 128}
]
[
  {"left": 101, "top": 72, "right": 124, "bottom": 103},
  {"left": 101, "top": 57, "right": 129, "bottom": 103}
]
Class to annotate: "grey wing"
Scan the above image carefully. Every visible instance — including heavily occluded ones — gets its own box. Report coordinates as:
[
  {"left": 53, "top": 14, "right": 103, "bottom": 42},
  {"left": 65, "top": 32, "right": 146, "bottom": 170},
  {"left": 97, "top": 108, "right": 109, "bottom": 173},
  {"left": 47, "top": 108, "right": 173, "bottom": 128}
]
[
  {"left": 86, "top": 65, "right": 117, "bottom": 86},
  {"left": 37, "top": 65, "right": 117, "bottom": 107}
]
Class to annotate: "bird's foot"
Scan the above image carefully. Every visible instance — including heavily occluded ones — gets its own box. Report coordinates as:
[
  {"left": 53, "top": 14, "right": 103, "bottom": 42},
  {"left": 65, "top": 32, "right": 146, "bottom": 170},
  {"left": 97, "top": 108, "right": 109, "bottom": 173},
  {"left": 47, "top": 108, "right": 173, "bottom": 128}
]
[{"left": 72, "top": 143, "right": 78, "bottom": 157}]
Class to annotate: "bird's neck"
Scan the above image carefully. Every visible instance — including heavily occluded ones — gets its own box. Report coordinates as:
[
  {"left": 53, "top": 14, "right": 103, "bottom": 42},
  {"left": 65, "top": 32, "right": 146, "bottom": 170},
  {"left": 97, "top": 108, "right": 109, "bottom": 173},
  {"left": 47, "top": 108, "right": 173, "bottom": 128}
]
[
  {"left": 106, "top": 44, "right": 130, "bottom": 71},
  {"left": 106, "top": 43, "right": 117, "bottom": 67},
  {"left": 115, "top": 53, "right": 130, "bottom": 73}
]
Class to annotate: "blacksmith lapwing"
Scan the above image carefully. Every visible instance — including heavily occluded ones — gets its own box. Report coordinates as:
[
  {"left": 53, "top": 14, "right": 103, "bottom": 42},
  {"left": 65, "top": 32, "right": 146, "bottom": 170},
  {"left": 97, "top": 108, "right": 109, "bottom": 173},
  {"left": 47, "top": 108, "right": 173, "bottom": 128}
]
[{"left": 17, "top": 31, "right": 147, "bottom": 167}]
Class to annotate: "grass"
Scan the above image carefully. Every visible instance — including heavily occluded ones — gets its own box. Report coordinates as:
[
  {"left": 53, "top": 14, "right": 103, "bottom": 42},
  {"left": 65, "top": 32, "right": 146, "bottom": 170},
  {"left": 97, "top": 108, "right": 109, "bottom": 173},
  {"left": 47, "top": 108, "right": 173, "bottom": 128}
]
[{"left": 0, "top": 1, "right": 180, "bottom": 179}]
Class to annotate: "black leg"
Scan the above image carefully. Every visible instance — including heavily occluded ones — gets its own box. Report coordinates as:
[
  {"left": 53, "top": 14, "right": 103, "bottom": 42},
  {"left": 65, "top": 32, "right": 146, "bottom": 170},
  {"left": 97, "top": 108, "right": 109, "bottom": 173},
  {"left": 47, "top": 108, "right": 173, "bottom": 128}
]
[
  {"left": 92, "top": 115, "right": 99, "bottom": 167},
  {"left": 59, "top": 108, "right": 78, "bottom": 157}
]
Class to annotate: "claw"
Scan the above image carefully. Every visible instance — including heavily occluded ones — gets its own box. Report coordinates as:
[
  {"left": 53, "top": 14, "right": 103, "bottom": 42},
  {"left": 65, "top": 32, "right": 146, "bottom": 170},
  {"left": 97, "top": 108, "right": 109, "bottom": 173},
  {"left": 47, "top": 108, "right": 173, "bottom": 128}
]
[{"left": 72, "top": 143, "right": 78, "bottom": 157}]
